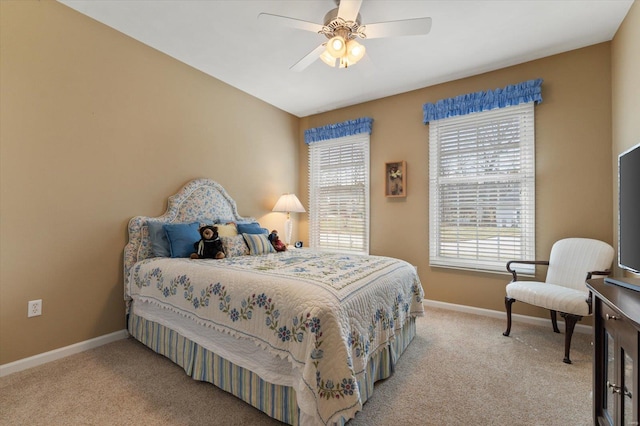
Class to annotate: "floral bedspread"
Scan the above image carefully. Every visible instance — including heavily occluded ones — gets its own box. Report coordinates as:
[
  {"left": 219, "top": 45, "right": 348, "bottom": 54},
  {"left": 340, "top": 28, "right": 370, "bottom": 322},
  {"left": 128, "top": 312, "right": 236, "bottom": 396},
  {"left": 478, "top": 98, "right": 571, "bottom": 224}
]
[{"left": 127, "top": 249, "right": 424, "bottom": 425}]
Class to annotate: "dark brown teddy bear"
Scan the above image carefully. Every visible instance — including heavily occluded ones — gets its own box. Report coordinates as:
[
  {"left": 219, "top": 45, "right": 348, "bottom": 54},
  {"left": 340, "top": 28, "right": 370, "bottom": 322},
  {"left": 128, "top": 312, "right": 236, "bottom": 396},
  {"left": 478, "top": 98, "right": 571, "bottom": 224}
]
[
  {"left": 190, "top": 225, "right": 225, "bottom": 259},
  {"left": 268, "top": 229, "right": 287, "bottom": 252}
]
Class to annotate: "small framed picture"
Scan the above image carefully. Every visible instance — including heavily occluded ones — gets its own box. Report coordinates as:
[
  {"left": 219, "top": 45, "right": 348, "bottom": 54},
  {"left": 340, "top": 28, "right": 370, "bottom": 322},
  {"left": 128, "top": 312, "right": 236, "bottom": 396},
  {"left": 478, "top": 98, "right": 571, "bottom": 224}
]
[{"left": 385, "top": 161, "right": 406, "bottom": 197}]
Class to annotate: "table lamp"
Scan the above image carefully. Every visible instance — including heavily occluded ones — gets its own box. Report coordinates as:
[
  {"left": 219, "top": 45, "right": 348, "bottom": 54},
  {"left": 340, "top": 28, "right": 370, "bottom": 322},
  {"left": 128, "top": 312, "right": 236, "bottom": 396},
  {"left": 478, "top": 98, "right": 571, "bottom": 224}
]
[{"left": 272, "top": 193, "right": 306, "bottom": 247}]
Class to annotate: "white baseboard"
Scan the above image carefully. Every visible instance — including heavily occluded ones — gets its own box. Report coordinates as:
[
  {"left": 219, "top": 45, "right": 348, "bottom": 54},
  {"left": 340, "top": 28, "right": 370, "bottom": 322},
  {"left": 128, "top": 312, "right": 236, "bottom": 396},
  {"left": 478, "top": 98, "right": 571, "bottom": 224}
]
[
  {"left": 0, "top": 329, "right": 128, "bottom": 377},
  {"left": 423, "top": 299, "right": 592, "bottom": 335}
]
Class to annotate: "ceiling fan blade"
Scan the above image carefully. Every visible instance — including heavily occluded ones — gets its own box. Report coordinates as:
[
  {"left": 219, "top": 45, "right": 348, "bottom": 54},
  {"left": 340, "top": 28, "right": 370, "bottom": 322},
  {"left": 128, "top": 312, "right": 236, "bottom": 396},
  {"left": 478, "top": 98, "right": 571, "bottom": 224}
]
[
  {"left": 258, "top": 13, "right": 323, "bottom": 33},
  {"left": 338, "top": 0, "right": 363, "bottom": 22},
  {"left": 364, "top": 17, "right": 432, "bottom": 39},
  {"left": 290, "top": 44, "right": 326, "bottom": 72}
]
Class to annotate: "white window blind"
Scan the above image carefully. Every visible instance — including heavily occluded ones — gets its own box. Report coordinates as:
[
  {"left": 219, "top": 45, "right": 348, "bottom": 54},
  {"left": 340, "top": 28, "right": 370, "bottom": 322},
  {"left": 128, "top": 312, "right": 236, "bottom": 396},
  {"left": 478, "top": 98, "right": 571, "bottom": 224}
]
[
  {"left": 309, "top": 134, "right": 370, "bottom": 254},
  {"left": 429, "top": 103, "right": 535, "bottom": 274}
]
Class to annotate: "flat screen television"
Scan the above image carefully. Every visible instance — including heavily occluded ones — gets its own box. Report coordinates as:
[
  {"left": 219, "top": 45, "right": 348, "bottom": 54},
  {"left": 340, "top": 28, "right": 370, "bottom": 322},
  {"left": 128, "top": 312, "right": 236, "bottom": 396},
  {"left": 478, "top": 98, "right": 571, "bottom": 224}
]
[{"left": 606, "top": 142, "right": 640, "bottom": 291}]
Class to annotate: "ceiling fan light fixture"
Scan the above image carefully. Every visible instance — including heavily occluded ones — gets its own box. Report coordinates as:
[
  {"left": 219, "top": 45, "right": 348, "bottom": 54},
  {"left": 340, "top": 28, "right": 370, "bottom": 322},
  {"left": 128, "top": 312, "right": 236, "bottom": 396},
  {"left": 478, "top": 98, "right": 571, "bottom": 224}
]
[
  {"left": 346, "top": 39, "right": 365, "bottom": 63},
  {"left": 320, "top": 49, "right": 337, "bottom": 67},
  {"left": 260, "top": 3, "right": 432, "bottom": 72},
  {"left": 326, "top": 35, "right": 346, "bottom": 57}
]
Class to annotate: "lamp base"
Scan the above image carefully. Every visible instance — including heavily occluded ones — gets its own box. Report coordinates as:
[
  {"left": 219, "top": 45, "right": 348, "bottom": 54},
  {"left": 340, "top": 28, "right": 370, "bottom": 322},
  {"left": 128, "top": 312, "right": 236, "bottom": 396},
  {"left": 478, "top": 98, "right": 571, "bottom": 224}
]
[{"left": 283, "top": 217, "right": 292, "bottom": 247}]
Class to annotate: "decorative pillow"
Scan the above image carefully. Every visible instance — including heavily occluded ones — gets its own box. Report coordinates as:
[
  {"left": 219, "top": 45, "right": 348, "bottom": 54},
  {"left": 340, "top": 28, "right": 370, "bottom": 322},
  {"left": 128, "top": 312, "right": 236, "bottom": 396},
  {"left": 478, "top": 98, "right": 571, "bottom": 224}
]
[
  {"left": 147, "top": 221, "right": 171, "bottom": 257},
  {"left": 216, "top": 223, "right": 238, "bottom": 237},
  {"left": 215, "top": 218, "right": 235, "bottom": 224},
  {"left": 237, "top": 222, "right": 268, "bottom": 235},
  {"left": 220, "top": 235, "right": 249, "bottom": 257},
  {"left": 242, "top": 233, "right": 276, "bottom": 255},
  {"left": 163, "top": 222, "right": 201, "bottom": 258}
]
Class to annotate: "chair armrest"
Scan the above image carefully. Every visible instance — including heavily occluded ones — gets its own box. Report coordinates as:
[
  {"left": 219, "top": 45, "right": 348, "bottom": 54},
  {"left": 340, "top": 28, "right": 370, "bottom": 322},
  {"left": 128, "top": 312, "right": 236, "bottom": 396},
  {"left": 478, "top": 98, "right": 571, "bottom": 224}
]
[
  {"left": 584, "top": 270, "right": 611, "bottom": 315},
  {"left": 506, "top": 260, "right": 549, "bottom": 281},
  {"left": 586, "top": 270, "right": 611, "bottom": 280},
  {"left": 587, "top": 292, "right": 593, "bottom": 315}
]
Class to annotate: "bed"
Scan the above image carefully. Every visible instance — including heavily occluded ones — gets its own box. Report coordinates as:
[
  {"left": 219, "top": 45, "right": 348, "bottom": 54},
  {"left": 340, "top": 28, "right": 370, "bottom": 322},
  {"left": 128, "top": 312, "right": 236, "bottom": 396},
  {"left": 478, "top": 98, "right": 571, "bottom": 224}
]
[{"left": 124, "top": 179, "right": 424, "bottom": 425}]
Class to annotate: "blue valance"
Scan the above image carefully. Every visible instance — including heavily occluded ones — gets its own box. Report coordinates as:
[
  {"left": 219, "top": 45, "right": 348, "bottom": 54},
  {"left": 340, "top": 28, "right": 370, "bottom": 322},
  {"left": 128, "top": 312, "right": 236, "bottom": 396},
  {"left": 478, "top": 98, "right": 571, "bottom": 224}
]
[
  {"left": 304, "top": 117, "right": 373, "bottom": 145},
  {"left": 422, "top": 78, "right": 543, "bottom": 124}
]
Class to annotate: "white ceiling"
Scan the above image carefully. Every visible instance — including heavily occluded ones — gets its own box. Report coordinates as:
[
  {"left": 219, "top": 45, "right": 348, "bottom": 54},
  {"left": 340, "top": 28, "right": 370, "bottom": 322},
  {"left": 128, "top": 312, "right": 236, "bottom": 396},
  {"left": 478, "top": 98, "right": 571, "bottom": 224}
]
[{"left": 58, "top": 0, "right": 633, "bottom": 118}]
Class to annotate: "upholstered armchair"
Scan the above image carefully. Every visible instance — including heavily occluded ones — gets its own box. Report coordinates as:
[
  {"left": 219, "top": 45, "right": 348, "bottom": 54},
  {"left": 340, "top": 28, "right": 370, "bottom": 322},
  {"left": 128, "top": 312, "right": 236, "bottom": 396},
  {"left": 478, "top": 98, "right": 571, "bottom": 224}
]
[{"left": 503, "top": 238, "right": 614, "bottom": 363}]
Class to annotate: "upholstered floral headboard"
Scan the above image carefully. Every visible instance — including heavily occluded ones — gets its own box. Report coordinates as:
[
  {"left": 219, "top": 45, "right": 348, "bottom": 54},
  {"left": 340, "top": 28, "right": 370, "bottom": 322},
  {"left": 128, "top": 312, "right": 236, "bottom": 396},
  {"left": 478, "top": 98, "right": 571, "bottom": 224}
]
[{"left": 123, "top": 179, "right": 254, "bottom": 280}]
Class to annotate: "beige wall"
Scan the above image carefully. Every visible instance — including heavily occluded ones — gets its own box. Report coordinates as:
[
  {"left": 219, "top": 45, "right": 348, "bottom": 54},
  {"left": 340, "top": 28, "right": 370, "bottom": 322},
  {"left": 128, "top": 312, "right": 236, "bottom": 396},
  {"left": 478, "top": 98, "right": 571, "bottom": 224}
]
[
  {"left": 612, "top": 0, "right": 640, "bottom": 278},
  {"left": 0, "top": 1, "right": 299, "bottom": 364},
  {"left": 2, "top": 0, "right": 637, "bottom": 366},
  {"left": 299, "top": 42, "right": 615, "bottom": 320}
]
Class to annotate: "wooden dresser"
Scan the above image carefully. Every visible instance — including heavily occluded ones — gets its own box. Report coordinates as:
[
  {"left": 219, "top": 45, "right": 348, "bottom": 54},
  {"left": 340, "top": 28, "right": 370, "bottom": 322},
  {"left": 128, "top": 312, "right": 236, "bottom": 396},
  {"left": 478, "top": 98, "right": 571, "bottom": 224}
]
[{"left": 587, "top": 278, "right": 640, "bottom": 425}]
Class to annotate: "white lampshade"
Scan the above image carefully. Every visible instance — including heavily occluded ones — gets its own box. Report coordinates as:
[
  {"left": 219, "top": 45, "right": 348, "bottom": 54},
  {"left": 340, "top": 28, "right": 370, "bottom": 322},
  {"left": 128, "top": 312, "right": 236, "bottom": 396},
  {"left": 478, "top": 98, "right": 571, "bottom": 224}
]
[
  {"left": 346, "top": 39, "right": 366, "bottom": 63},
  {"left": 326, "top": 35, "right": 346, "bottom": 58},
  {"left": 320, "top": 49, "right": 337, "bottom": 67},
  {"left": 272, "top": 193, "right": 306, "bottom": 214}
]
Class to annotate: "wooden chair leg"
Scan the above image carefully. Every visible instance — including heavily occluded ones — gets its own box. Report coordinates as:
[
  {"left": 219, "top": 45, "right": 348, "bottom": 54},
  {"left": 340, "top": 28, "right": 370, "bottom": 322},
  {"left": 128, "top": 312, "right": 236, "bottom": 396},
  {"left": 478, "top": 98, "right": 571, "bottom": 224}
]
[
  {"left": 550, "top": 310, "right": 560, "bottom": 333},
  {"left": 503, "top": 297, "right": 516, "bottom": 336},
  {"left": 560, "top": 313, "right": 582, "bottom": 364}
]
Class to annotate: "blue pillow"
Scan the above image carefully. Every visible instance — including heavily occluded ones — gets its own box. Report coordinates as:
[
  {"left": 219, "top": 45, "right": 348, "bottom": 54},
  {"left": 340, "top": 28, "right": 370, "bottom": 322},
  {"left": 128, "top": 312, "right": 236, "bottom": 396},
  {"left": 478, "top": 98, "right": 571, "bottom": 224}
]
[
  {"left": 163, "top": 222, "right": 201, "bottom": 258},
  {"left": 237, "top": 222, "right": 268, "bottom": 235},
  {"left": 147, "top": 221, "right": 171, "bottom": 257}
]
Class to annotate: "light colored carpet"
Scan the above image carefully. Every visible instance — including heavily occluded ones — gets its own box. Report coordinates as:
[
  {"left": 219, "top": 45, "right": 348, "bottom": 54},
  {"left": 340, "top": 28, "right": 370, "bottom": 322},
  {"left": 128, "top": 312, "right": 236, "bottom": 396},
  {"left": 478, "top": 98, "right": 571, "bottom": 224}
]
[{"left": 0, "top": 307, "right": 592, "bottom": 425}]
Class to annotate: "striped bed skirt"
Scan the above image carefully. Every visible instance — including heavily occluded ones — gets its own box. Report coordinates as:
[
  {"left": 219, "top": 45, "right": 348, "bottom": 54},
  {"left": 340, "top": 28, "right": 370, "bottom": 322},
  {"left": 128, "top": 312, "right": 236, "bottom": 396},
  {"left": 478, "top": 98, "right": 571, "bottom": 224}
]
[{"left": 128, "top": 313, "right": 417, "bottom": 425}]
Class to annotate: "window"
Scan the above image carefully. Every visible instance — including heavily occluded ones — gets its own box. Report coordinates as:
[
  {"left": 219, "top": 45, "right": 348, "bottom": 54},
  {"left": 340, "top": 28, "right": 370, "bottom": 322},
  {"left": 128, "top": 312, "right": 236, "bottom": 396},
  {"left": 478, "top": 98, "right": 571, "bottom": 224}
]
[
  {"left": 429, "top": 103, "right": 535, "bottom": 273},
  {"left": 308, "top": 134, "right": 370, "bottom": 254}
]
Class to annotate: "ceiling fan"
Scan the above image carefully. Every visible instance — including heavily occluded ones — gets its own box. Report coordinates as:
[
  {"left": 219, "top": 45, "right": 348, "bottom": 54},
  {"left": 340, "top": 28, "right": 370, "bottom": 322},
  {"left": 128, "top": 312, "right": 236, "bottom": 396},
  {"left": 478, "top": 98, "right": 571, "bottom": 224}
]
[{"left": 258, "top": 0, "right": 432, "bottom": 71}]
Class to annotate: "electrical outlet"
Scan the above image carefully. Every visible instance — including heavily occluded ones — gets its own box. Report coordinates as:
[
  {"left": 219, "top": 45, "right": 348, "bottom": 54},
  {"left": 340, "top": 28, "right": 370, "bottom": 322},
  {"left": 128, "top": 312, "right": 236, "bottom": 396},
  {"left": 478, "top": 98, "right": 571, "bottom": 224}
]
[{"left": 28, "top": 299, "right": 42, "bottom": 317}]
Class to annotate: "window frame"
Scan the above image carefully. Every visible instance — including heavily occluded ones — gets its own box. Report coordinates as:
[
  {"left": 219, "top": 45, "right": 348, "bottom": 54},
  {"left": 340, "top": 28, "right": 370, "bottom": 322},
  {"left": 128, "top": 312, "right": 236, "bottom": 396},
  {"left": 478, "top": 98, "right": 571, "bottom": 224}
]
[
  {"left": 428, "top": 103, "right": 536, "bottom": 274},
  {"left": 308, "top": 134, "right": 370, "bottom": 255}
]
